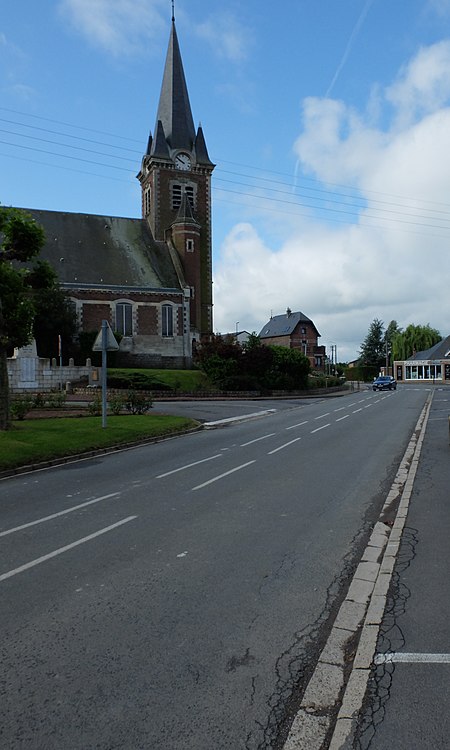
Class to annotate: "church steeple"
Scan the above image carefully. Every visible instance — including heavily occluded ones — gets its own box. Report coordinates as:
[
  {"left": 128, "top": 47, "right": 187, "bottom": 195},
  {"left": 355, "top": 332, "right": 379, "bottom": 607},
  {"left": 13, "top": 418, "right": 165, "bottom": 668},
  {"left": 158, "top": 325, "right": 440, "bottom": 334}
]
[
  {"left": 152, "top": 19, "right": 196, "bottom": 154},
  {"left": 137, "top": 14, "right": 214, "bottom": 340}
]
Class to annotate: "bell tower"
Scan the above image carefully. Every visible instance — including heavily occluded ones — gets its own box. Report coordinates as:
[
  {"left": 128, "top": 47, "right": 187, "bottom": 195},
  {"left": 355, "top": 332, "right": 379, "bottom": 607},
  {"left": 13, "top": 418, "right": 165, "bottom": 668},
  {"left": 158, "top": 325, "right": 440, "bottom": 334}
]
[{"left": 137, "top": 15, "right": 215, "bottom": 340}]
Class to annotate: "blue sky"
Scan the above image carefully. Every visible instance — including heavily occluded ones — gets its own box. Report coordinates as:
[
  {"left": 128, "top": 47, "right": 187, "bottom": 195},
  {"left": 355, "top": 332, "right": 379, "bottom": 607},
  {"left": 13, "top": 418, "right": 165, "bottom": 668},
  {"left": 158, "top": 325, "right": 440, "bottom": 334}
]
[{"left": 2, "top": 0, "right": 450, "bottom": 360}]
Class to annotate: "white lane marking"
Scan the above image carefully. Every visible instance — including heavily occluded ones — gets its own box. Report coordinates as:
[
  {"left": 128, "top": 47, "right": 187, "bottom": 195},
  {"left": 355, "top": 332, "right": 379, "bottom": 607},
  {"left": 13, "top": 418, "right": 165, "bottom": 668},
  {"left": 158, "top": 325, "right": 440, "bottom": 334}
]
[
  {"left": 353, "top": 408, "right": 363, "bottom": 413},
  {"left": 315, "top": 412, "right": 330, "bottom": 420},
  {"left": 0, "top": 516, "right": 137, "bottom": 582},
  {"left": 192, "top": 461, "right": 256, "bottom": 491},
  {"left": 311, "top": 424, "right": 331, "bottom": 434},
  {"left": 0, "top": 493, "right": 120, "bottom": 538},
  {"left": 286, "top": 421, "right": 308, "bottom": 430},
  {"left": 240, "top": 433, "right": 276, "bottom": 446},
  {"left": 336, "top": 415, "right": 350, "bottom": 422},
  {"left": 267, "top": 437, "right": 302, "bottom": 455},
  {"left": 334, "top": 407, "right": 346, "bottom": 413},
  {"left": 364, "top": 403, "right": 374, "bottom": 409},
  {"left": 347, "top": 402, "right": 357, "bottom": 407},
  {"left": 156, "top": 454, "right": 222, "bottom": 478},
  {"left": 375, "top": 652, "right": 450, "bottom": 665}
]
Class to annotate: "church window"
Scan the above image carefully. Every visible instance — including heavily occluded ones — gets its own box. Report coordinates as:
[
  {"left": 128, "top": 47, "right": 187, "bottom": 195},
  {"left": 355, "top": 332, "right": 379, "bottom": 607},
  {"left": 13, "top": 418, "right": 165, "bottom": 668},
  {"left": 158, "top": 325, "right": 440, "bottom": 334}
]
[
  {"left": 172, "top": 184, "right": 182, "bottom": 209},
  {"left": 162, "top": 304, "right": 174, "bottom": 337},
  {"left": 144, "top": 187, "right": 151, "bottom": 216},
  {"left": 185, "top": 186, "right": 195, "bottom": 209},
  {"left": 171, "top": 183, "right": 196, "bottom": 210},
  {"left": 186, "top": 238, "right": 194, "bottom": 252},
  {"left": 116, "top": 302, "right": 133, "bottom": 336}
]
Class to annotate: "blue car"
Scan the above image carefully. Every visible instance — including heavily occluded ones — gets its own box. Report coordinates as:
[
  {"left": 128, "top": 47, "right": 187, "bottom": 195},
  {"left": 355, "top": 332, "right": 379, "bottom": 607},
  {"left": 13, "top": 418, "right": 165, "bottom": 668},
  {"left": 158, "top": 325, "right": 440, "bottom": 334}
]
[{"left": 373, "top": 375, "right": 397, "bottom": 391}]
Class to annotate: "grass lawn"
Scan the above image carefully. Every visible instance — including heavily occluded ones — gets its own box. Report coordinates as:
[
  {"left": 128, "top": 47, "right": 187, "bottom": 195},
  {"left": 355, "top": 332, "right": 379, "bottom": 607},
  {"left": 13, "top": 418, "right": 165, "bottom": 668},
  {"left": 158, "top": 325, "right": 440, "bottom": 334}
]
[{"left": 0, "top": 415, "right": 199, "bottom": 471}]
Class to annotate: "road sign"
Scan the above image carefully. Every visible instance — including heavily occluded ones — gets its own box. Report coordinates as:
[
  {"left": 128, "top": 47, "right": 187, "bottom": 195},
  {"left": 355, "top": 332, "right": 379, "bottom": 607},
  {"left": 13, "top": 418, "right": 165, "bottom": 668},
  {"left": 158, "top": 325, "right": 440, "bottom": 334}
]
[{"left": 92, "top": 322, "right": 119, "bottom": 351}]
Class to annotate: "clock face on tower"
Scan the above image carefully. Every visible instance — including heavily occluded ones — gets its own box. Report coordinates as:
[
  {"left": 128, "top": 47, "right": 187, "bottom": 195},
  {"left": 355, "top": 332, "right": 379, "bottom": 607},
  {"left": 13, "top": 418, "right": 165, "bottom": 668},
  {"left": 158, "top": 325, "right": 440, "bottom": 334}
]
[{"left": 175, "top": 152, "right": 191, "bottom": 171}]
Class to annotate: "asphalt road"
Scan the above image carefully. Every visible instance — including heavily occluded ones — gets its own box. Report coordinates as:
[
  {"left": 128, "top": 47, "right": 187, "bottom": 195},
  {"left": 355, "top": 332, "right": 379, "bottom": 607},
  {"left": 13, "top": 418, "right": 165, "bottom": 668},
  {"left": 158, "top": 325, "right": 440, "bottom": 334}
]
[
  {"left": 0, "top": 387, "right": 429, "bottom": 749},
  {"left": 354, "top": 389, "right": 450, "bottom": 750}
]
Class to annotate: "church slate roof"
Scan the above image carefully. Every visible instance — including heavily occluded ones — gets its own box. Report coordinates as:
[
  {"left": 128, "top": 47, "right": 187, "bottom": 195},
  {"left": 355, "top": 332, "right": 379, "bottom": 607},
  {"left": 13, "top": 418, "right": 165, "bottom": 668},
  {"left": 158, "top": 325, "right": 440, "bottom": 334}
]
[
  {"left": 23, "top": 208, "right": 181, "bottom": 291},
  {"left": 259, "top": 311, "right": 320, "bottom": 338},
  {"left": 153, "top": 20, "right": 196, "bottom": 153},
  {"left": 408, "top": 335, "right": 450, "bottom": 360}
]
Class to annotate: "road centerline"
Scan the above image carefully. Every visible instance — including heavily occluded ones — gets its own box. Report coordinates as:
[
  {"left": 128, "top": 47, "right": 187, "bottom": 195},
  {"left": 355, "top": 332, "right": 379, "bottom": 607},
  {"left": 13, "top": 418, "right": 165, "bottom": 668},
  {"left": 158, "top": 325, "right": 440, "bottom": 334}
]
[
  {"left": 0, "top": 493, "right": 120, "bottom": 538},
  {"left": 311, "top": 423, "right": 331, "bottom": 434},
  {"left": 0, "top": 516, "right": 137, "bottom": 582},
  {"left": 286, "top": 421, "right": 308, "bottom": 430},
  {"left": 157, "top": 454, "right": 222, "bottom": 478},
  {"left": 191, "top": 461, "right": 256, "bottom": 491},
  {"left": 241, "top": 433, "right": 277, "bottom": 446},
  {"left": 267, "top": 437, "right": 302, "bottom": 455}
]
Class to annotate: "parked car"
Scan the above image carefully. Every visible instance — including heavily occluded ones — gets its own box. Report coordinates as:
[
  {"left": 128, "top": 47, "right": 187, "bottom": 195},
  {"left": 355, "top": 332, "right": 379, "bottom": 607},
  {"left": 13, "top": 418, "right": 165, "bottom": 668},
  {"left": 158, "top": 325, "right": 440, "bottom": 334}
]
[{"left": 373, "top": 375, "right": 397, "bottom": 391}]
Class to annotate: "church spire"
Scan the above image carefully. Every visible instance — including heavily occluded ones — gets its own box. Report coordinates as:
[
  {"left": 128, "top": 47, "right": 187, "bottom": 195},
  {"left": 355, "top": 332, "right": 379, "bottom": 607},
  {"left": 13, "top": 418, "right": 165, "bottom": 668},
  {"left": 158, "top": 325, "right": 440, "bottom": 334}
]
[{"left": 152, "top": 17, "right": 196, "bottom": 153}]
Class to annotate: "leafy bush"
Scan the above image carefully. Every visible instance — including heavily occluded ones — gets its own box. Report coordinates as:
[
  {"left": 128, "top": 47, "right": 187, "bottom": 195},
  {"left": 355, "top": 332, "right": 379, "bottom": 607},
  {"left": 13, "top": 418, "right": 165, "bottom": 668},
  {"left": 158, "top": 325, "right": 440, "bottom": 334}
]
[
  {"left": 10, "top": 397, "right": 34, "bottom": 420},
  {"left": 87, "top": 395, "right": 101, "bottom": 416},
  {"left": 107, "top": 372, "right": 172, "bottom": 391},
  {"left": 124, "top": 390, "right": 153, "bottom": 415},
  {"left": 109, "top": 394, "right": 125, "bottom": 415},
  {"left": 46, "top": 391, "right": 67, "bottom": 408}
]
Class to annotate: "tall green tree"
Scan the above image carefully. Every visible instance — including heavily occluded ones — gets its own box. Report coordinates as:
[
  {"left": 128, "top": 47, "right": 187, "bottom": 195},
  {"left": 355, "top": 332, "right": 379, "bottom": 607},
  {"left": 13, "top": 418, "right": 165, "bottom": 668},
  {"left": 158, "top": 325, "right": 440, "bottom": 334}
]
[
  {"left": 0, "top": 207, "right": 45, "bottom": 429},
  {"left": 30, "top": 260, "right": 77, "bottom": 360},
  {"left": 391, "top": 324, "right": 441, "bottom": 362},
  {"left": 359, "top": 318, "right": 386, "bottom": 369}
]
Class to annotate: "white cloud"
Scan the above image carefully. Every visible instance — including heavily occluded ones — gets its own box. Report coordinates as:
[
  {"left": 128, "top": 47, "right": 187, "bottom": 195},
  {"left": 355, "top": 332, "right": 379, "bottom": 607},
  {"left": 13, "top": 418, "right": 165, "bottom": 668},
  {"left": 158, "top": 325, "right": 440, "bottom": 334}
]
[
  {"left": 386, "top": 41, "right": 450, "bottom": 127},
  {"left": 58, "top": 0, "right": 166, "bottom": 56},
  {"left": 213, "top": 41, "right": 450, "bottom": 361}
]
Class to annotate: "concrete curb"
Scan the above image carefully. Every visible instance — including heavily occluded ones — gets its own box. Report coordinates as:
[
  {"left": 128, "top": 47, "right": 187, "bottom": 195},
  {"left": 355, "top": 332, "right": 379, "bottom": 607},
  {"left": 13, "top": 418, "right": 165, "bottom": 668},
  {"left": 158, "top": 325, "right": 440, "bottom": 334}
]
[
  {"left": 203, "top": 409, "right": 277, "bottom": 429},
  {"left": 282, "top": 392, "right": 433, "bottom": 750}
]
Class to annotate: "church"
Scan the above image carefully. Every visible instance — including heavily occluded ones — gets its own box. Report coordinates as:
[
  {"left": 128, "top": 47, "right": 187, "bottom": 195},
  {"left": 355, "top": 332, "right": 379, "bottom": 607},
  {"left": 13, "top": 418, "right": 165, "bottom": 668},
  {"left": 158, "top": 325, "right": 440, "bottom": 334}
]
[{"left": 23, "top": 17, "right": 214, "bottom": 368}]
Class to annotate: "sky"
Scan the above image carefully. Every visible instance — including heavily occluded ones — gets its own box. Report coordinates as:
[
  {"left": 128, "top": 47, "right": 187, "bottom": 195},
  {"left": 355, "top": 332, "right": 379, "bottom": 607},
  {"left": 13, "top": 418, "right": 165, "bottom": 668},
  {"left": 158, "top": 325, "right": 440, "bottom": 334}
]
[{"left": 2, "top": 0, "right": 450, "bottom": 362}]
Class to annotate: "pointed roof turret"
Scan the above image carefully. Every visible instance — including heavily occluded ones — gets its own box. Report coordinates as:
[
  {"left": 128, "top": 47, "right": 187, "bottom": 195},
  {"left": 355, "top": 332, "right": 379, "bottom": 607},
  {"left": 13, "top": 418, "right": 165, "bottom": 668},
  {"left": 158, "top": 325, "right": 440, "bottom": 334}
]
[
  {"left": 151, "top": 119, "right": 170, "bottom": 159},
  {"left": 195, "top": 124, "right": 214, "bottom": 166},
  {"left": 172, "top": 192, "right": 200, "bottom": 226},
  {"left": 153, "top": 19, "right": 196, "bottom": 152}
]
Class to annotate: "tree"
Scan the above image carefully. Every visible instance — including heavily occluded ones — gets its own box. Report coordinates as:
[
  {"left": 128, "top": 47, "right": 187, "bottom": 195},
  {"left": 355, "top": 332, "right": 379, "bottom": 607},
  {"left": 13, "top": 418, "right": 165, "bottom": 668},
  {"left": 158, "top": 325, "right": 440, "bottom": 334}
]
[
  {"left": 0, "top": 207, "right": 45, "bottom": 429},
  {"left": 391, "top": 323, "right": 441, "bottom": 362},
  {"left": 359, "top": 319, "right": 385, "bottom": 369},
  {"left": 30, "top": 261, "right": 77, "bottom": 360}
]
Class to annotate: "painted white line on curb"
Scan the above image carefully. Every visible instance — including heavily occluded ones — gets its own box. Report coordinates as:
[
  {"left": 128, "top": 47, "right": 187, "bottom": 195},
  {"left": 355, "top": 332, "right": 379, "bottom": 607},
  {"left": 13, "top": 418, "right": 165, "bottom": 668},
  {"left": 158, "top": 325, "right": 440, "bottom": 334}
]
[
  {"left": 0, "top": 493, "right": 120, "bottom": 537},
  {"left": 0, "top": 516, "right": 137, "bottom": 582},
  {"left": 375, "top": 652, "right": 450, "bottom": 664}
]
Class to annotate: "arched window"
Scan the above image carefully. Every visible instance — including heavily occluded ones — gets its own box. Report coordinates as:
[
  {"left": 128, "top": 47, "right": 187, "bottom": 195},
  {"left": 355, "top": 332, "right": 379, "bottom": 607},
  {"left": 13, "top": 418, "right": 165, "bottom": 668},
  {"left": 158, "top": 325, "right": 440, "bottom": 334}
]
[
  {"left": 116, "top": 302, "right": 133, "bottom": 336},
  {"left": 162, "top": 304, "right": 173, "bottom": 337}
]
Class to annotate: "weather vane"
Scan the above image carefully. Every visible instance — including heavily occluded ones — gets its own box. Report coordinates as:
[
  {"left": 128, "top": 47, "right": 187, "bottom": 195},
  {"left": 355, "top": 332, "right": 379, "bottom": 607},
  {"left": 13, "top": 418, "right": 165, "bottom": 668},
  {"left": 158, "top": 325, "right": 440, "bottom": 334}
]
[{"left": 172, "top": 0, "right": 175, "bottom": 22}]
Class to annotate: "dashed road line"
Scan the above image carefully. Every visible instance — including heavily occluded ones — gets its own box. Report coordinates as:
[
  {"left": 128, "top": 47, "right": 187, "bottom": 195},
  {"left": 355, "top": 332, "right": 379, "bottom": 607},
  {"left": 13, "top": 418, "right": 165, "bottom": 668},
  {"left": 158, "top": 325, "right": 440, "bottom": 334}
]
[
  {"left": 191, "top": 461, "right": 256, "bottom": 491},
  {"left": 311, "top": 423, "right": 331, "bottom": 434},
  {"left": 241, "top": 433, "right": 277, "bottom": 446},
  {"left": 0, "top": 516, "right": 137, "bottom": 582},
  {"left": 157, "top": 454, "right": 222, "bottom": 478},
  {"left": 0, "top": 493, "right": 120, "bottom": 538},
  {"left": 268, "top": 437, "right": 302, "bottom": 455}
]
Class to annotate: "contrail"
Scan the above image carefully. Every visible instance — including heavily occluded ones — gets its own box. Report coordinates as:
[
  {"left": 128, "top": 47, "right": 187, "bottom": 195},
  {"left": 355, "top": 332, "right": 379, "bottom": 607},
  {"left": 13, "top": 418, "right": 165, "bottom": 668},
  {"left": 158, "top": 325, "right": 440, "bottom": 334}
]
[{"left": 325, "top": 0, "right": 375, "bottom": 97}]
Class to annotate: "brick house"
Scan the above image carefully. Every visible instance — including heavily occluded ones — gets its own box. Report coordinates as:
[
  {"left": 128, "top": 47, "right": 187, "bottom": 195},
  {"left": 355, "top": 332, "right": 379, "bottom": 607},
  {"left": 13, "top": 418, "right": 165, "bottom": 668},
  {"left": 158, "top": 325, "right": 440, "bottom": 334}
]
[
  {"left": 259, "top": 309, "right": 326, "bottom": 370},
  {"left": 20, "top": 17, "right": 214, "bottom": 369}
]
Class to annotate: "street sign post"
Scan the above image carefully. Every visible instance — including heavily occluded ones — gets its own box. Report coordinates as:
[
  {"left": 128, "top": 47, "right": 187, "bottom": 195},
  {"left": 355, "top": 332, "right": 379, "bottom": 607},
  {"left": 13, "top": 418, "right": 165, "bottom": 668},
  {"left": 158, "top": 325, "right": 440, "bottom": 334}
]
[{"left": 92, "top": 320, "right": 119, "bottom": 428}]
